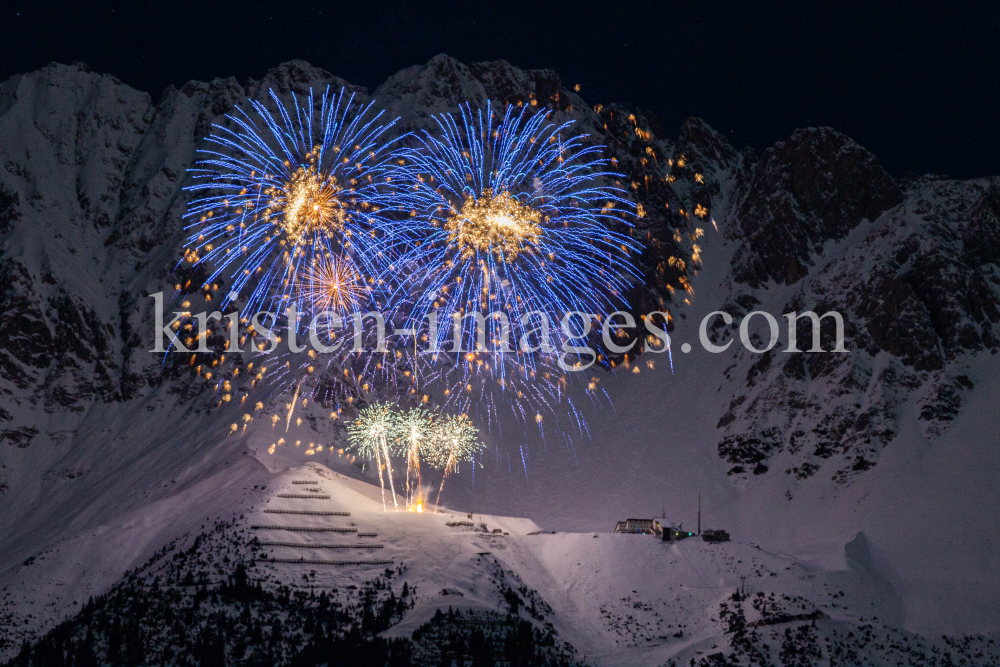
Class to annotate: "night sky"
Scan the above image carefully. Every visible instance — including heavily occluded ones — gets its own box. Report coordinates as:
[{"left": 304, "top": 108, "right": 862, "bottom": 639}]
[{"left": 3, "top": 1, "right": 998, "bottom": 179}]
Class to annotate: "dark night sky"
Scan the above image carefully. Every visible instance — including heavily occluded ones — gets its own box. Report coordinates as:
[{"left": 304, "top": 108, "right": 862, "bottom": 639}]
[{"left": 3, "top": 1, "right": 998, "bottom": 179}]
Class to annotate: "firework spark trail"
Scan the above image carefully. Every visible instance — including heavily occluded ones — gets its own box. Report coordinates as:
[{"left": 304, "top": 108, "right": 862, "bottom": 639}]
[
  {"left": 425, "top": 414, "right": 482, "bottom": 512},
  {"left": 346, "top": 402, "right": 399, "bottom": 511},
  {"left": 380, "top": 430, "right": 399, "bottom": 511},
  {"left": 285, "top": 378, "right": 303, "bottom": 432},
  {"left": 379, "top": 101, "right": 642, "bottom": 429},
  {"left": 391, "top": 407, "right": 433, "bottom": 509},
  {"left": 302, "top": 253, "right": 366, "bottom": 320},
  {"left": 373, "top": 445, "right": 387, "bottom": 511}
]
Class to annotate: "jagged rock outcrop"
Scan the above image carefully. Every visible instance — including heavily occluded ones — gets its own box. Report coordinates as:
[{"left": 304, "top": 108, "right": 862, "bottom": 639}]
[
  {"left": 709, "top": 134, "right": 1000, "bottom": 480},
  {"left": 729, "top": 127, "right": 903, "bottom": 287}
]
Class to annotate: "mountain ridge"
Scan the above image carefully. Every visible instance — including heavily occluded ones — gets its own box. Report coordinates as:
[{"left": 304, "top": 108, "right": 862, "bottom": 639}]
[{"left": 1, "top": 56, "right": 998, "bottom": 658}]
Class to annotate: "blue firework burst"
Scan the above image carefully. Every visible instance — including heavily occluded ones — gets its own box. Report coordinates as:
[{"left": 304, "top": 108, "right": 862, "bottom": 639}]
[
  {"left": 383, "top": 101, "right": 641, "bottom": 423},
  {"left": 183, "top": 87, "right": 405, "bottom": 320}
]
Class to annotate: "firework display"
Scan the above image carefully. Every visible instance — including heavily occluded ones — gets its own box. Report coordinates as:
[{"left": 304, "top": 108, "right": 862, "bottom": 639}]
[
  {"left": 301, "top": 252, "right": 367, "bottom": 320},
  {"left": 180, "top": 88, "right": 649, "bottom": 503},
  {"left": 424, "top": 413, "right": 483, "bottom": 512},
  {"left": 345, "top": 402, "right": 399, "bottom": 511},
  {"left": 183, "top": 87, "right": 405, "bottom": 319},
  {"left": 381, "top": 101, "right": 641, "bottom": 424},
  {"left": 343, "top": 405, "right": 480, "bottom": 512},
  {"left": 391, "top": 406, "right": 435, "bottom": 511}
]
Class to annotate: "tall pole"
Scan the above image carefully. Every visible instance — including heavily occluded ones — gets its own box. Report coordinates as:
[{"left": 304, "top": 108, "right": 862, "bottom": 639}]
[{"left": 697, "top": 493, "right": 701, "bottom": 536}]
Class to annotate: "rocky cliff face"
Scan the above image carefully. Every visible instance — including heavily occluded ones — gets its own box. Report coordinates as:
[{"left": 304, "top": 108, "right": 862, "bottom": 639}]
[
  {"left": 711, "top": 139, "right": 1000, "bottom": 483},
  {"left": 1, "top": 55, "right": 997, "bottom": 495}
]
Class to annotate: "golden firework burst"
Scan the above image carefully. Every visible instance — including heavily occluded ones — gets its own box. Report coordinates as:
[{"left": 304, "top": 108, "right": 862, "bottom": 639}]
[
  {"left": 445, "top": 189, "right": 542, "bottom": 262},
  {"left": 266, "top": 161, "right": 346, "bottom": 244},
  {"left": 302, "top": 253, "right": 366, "bottom": 315}
]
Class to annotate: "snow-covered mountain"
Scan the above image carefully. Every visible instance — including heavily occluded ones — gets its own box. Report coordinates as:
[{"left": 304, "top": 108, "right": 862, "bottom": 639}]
[
  {"left": 10, "top": 465, "right": 1000, "bottom": 666},
  {"left": 1, "top": 56, "right": 998, "bottom": 665}
]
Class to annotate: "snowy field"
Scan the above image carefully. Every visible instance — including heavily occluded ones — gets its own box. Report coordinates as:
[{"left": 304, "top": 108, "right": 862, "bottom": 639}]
[{"left": 5, "top": 456, "right": 998, "bottom": 665}]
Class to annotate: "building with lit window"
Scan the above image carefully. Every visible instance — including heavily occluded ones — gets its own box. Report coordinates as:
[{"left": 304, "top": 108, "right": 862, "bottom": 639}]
[{"left": 613, "top": 518, "right": 655, "bottom": 534}]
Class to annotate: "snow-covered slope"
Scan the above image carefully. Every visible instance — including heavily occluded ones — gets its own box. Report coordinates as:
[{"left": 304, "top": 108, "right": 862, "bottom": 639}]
[
  {"left": 6, "top": 466, "right": 998, "bottom": 666},
  {"left": 1, "top": 55, "right": 998, "bottom": 663}
]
